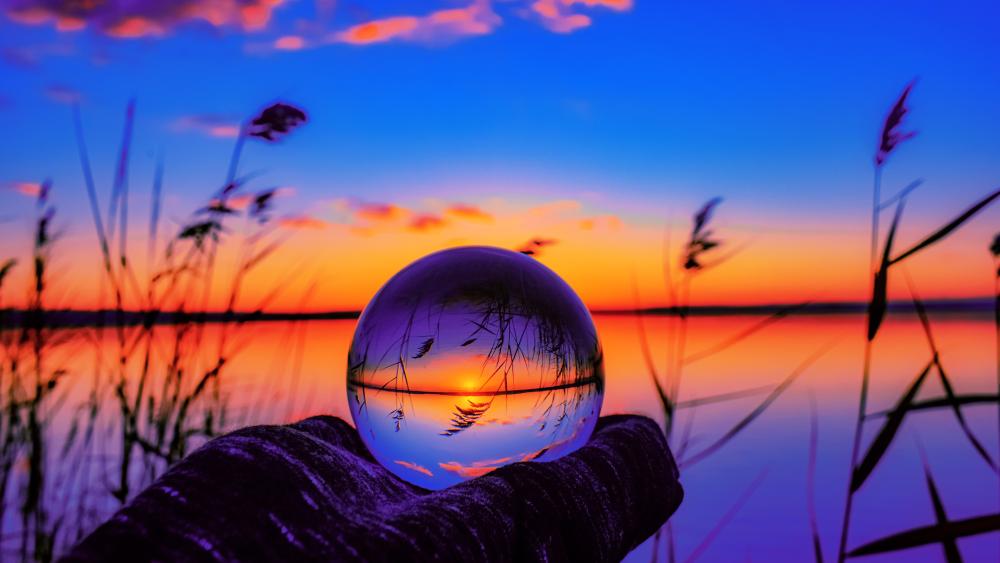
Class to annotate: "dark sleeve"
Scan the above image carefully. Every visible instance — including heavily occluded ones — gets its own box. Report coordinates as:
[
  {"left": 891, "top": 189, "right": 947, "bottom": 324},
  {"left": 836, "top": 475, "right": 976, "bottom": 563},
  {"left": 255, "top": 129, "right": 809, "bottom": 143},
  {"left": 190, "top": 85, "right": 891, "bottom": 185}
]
[{"left": 63, "top": 414, "right": 683, "bottom": 563}]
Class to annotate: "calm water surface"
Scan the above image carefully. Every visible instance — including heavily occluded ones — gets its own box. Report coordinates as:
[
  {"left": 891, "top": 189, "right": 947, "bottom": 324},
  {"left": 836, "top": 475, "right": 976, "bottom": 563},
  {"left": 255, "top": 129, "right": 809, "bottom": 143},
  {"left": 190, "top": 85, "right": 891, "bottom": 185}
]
[{"left": 1, "top": 313, "right": 996, "bottom": 561}]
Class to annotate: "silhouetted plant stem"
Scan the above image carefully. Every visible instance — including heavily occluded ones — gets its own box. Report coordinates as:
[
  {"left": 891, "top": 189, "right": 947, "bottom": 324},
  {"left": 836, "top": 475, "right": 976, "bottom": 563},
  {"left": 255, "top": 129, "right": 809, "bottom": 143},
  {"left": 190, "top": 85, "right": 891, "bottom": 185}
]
[
  {"left": 993, "top": 235, "right": 1000, "bottom": 519},
  {"left": 631, "top": 276, "right": 670, "bottom": 425},
  {"left": 683, "top": 470, "right": 768, "bottom": 563},
  {"left": 666, "top": 278, "right": 690, "bottom": 442},
  {"left": 666, "top": 522, "right": 676, "bottom": 563},
  {"left": 225, "top": 124, "right": 249, "bottom": 187},
  {"left": 869, "top": 166, "right": 883, "bottom": 276},
  {"left": 838, "top": 349, "right": 872, "bottom": 563},
  {"left": 837, "top": 156, "right": 884, "bottom": 563},
  {"left": 807, "top": 392, "right": 823, "bottom": 563},
  {"left": 837, "top": 78, "right": 917, "bottom": 558}
]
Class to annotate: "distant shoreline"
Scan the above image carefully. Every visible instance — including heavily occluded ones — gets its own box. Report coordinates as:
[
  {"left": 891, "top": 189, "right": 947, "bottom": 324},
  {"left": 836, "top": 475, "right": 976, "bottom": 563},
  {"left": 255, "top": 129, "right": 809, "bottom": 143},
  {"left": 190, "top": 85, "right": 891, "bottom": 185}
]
[{"left": 0, "top": 297, "right": 994, "bottom": 328}]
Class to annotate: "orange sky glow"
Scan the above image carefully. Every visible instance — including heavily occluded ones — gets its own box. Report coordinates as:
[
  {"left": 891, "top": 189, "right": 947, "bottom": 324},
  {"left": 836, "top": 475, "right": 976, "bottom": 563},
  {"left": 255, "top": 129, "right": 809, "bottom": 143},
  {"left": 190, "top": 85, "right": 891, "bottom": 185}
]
[{"left": 0, "top": 189, "right": 995, "bottom": 313}]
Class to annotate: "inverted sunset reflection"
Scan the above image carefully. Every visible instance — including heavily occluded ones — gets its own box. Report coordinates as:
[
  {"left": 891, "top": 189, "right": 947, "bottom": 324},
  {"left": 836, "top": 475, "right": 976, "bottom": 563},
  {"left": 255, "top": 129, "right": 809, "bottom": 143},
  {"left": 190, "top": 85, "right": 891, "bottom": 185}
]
[{"left": 345, "top": 247, "right": 604, "bottom": 489}]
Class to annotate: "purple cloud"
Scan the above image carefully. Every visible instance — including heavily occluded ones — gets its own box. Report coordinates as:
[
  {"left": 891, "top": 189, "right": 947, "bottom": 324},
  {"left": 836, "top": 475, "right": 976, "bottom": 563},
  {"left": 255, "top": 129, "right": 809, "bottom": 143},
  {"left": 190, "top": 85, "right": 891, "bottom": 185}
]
[{"left": 3, "top": 0, "right": 286, "bottom": 37}]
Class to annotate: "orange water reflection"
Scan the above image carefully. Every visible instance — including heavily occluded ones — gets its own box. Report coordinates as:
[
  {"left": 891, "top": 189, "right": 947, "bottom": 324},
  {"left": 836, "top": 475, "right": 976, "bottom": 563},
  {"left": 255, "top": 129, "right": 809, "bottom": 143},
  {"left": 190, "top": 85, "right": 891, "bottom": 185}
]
[{"left": 3, "top": 312, "right": 996, "bottom": 560}]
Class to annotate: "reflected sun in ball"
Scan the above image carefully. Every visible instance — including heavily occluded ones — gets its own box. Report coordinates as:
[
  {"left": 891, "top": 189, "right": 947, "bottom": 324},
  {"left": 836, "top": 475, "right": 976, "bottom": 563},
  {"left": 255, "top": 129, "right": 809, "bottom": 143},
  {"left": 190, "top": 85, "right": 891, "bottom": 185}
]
[{"left": 346, "top": 246, "right": 604, "bottom": 489}]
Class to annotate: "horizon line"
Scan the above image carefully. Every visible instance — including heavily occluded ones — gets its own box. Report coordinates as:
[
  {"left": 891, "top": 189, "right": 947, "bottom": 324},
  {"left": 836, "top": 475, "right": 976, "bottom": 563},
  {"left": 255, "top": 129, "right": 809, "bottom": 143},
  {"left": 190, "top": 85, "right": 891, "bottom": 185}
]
[{"left": 0, "top": 296, "right": 995, "bottom": 328}]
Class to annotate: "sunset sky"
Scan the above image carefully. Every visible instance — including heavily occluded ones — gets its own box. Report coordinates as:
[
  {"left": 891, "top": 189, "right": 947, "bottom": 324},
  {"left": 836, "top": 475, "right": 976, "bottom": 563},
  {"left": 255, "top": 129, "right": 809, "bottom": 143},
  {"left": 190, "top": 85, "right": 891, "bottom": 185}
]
[{"left": 1, "top": 0, "right": 999, "bottom": 311}]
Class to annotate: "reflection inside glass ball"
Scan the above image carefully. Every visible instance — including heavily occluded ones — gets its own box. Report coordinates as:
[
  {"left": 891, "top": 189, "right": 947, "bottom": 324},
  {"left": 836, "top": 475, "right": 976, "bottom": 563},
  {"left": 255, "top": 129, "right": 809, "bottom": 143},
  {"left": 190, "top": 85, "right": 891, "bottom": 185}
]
[{"left": 346, "top": 246, "right": 604, "bottom": 489}]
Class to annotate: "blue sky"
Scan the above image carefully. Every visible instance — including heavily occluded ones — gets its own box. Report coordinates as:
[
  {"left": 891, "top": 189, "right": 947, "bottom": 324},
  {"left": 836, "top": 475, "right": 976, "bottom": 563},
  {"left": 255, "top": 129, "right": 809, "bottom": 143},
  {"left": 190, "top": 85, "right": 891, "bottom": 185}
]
[{"left": 3, "top": 0, "right": 1000, "bottom": 214}]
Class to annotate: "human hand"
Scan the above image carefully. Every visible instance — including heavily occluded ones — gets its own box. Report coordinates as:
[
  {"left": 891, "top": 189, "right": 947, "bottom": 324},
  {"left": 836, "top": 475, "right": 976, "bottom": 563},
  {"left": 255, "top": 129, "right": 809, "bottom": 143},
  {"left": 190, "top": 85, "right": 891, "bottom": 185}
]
[{"left": 66, "top": 414, "right": 682, "bottom": 562}]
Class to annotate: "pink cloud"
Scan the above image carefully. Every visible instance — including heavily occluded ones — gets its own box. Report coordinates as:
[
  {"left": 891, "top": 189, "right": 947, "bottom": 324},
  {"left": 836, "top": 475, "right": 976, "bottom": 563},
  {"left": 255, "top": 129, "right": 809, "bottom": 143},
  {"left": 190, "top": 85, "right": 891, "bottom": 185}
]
[
  {"left": 394, "top": 460, "right": 434, "bottom": 477},
  {"left": 438, "top": 461, "right": 495, "bottom": 479},
  {"left": 6, "top": 0, "right": 634, "bottom": 49},
  {"left": 13, "top": 182, "right": 43, "bottom": 197},
  {"left": 531, "top": 0, "right": 590, "bottom": 33},
  {"left": 44, "top": 83, "right": 81, "bottom": 105},
  {"left": 408, "top": 213, "right": 448, "bottom": 232},
  {"left": 329, "top": 199, "right": 500, "bottom": 235},
  {"left": 355, "top": 202, "right": 407, "bottom": 222},
  {"left": 567, "top": 0, "right": 633, "bottom": 9},
  {"left": 228, "top": 193, "right": 254, "bottom": 210},
  {"left": 446, "top": 203, "right": 493, "bottom": 222},
  {"left": 578, "top": 214, "right": 622, "bottom": 231},
  {"left": 335, "top": 16, "right": 420, "bottom": 45},
  {"left": 530, "top": 0, "right": 632, "bottom": 33},
  {"left": 274, "top": 34, "right": 305, "bottom": 50},
  {"left": 4, "top": 0, "right": 286, "bottom": 38},
  {"left": 279, "top": 215, "right": 327, "bottom": 230},
  {"left": 333, "top": 0, "right": 499, "bottom": 45},
  {"left": 172, "top": 114, "right": 241, "bottom": 138},
  {"left": 438, "top": 446, "right": 551, "bottom": 478}
]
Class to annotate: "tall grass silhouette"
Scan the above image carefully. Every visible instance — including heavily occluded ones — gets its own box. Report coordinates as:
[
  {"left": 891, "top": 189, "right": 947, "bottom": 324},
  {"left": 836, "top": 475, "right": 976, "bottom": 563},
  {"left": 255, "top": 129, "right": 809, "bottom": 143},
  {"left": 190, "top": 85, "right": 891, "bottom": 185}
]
[
  {"left": 993, "top": 231, "right": 1000, "bottom": 500},
  {"left": 0, "top": 100, "right": 309, "bottom": 560},
  {"left": 638, "top": 198, "right": 833, "bottom": 562},
  {"left": 639, "top": 80, "right": 1000, "bottom": 562},
  {"left": 835, "top": 81, "right": 1000, "bottom": 562}
]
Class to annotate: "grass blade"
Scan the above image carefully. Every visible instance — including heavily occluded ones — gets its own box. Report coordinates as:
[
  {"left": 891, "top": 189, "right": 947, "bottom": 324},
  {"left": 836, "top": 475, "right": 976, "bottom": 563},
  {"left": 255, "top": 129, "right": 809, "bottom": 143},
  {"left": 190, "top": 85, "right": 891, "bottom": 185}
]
[
  {"left": 846, "top": 513, "right": 1000, "bottom": 558},
  {"left": 675, "top": 384, "right": 775, "bottom": 410},
  {"left": 867, "top": 393, "right": 998, "bottom": 418},
  {"left": 683, "top": 300, "right": 810, "bottom": 365},
  {"left": 681, "top": 341, "right": 835, "bottom": 468},
  {"left": 932, "top": 359, "right": 996, "bottom": 471},
  {"left": 107, "top": 99, "right": 135, "bottom": 249},
  {"left": 890, "top": 187, "right": 1000, "bottom": 266},
  {"left": 921, "top": 462, "right": 962, "bottom": 562},
  {"left": 807, "top": 392, "right": 824, "bottom": 563},
  {"left": 868, "top": 199, "right": 905, "bottom": 341},
  {"left": 682, "top": 469, "right": 768, "bottom": 563},
  {"left": 877, "top": 179, "right": 923, "bottom": 212},
  {"left": 148, "top": 155, "right": 164, "bottom": 280},
  {"left": 906, "top": 273, "right": 996, "bottom": 470},
  {"left": 850, "top": 359, "right": 932, "bottom": 493},
  {"left": 632, "top": 275, "right": 672, "bottom": 423},
  {"left": 72, "top": 105, "right": 111, "bottom": 267}
]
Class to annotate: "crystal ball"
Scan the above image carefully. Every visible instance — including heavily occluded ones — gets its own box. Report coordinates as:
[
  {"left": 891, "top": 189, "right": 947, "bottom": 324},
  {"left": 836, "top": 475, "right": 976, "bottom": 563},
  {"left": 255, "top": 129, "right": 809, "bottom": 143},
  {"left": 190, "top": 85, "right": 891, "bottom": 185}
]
[{"left": 346, "top": 246, "right": 604, "bottom": 489}]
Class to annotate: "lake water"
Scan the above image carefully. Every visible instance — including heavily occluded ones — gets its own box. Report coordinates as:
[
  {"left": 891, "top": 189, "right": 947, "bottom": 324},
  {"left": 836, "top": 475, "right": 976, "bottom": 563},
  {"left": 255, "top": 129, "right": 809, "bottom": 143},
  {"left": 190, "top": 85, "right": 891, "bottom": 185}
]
[{"left": 1, "top": 312, "right": 996, "bottom": 561}]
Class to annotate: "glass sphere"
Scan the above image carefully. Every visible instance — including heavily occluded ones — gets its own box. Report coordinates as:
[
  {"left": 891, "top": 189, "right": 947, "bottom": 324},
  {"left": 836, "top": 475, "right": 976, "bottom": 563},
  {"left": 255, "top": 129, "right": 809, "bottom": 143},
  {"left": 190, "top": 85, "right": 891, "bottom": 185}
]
[{"left": 347, "top": 246, "right": 604, "bottom": 490}]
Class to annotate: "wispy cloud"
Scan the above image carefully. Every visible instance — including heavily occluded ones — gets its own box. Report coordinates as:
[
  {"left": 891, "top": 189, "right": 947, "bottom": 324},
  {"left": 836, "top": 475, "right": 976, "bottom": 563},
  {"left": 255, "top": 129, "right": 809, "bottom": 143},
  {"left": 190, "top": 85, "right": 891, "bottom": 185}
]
[
  {"left": 445, "top": 203, "right": 493, "bottom": 222},
  {"left": 44, "top": 83, "right": 81, "bottom": 105},
  {"left": 529, "top": 0, "right": 631, "bottom": 33},
  {"left": 438, "top": 446, "right": 552, "bottom": 478},
  {"left": 438, "top": 461, "right": 494, "bottom": 479},
  {"left": 279, "top": 214, "right": 327, "bottom": 230},
  {"left": 408, "top": 213, "right": 448, "bottom": 232},
  {"left": 529, "top": 199, "right": 582, "bottom": 217},
  {"left": 1, "top": 43, "right": 74, "bottom": 68},
  {"left": 354, "top": 202, "right": 407, "bottom": 222},
  {"left": 252, "top": 0, "right": 632, "bottom": 52},
  {"left": 5, "top": 1, "right": 633, "bottom": 53},
  {"left": 171, "top": 114, "right": 241, "bottom": 138},
  {"left": 578, "top": 214, "right": 622, "bottom": 231},
  {"left": 4, "top": 0, "right": 286, "bottom": 38},
  {"left": 530, "top": 0, "right": 591, "bottom": 33},
  {"left": 330, "top": 199, "right": 503, "bottom": 234},
  {"left": 322, "top": 196, "right": 618, "bottom": 241},
  {"left": 273, "top": 34, "right": 305, "bottom": 50},
  {"left": 11, "top": 182, "right": 43, "bottom": 197},
  {"left": 334, "top": 0, "right": 499, "bottom": 45},
  {"left": 394, "top": 460, "right": 434, "bottom": 477}
]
